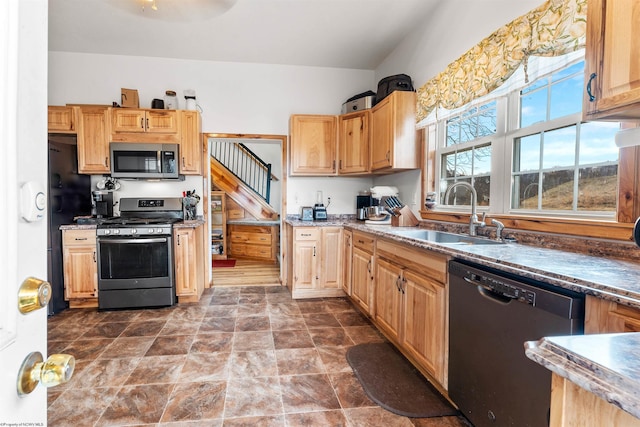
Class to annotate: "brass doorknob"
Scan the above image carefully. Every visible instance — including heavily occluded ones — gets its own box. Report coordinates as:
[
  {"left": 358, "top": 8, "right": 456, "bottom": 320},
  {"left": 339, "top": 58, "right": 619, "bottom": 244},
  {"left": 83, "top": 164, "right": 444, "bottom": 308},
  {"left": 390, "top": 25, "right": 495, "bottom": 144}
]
[
  {"left": 18, "top": 277, "right": 52, "bottom": 314},
  {"left": 17, "top": 352, "right": 75, "bottom": 396}
]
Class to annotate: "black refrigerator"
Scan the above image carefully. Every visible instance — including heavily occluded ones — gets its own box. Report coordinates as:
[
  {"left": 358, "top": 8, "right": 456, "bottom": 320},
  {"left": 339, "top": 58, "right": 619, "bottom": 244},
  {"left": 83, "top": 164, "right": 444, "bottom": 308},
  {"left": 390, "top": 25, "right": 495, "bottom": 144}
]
[{"left": 47, "top": 138, "right": 92, "bottom": 315}]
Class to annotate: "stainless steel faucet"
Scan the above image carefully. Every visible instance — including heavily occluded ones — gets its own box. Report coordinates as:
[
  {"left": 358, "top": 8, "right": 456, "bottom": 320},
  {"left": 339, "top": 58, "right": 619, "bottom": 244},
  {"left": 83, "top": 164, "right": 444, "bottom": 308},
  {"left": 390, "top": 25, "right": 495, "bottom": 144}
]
[
  {"left": 443, "top": 182, "right": 486, "bottom": 236},
  {"left": 490, "top": 218, "right": 505, "bottom": 241}
]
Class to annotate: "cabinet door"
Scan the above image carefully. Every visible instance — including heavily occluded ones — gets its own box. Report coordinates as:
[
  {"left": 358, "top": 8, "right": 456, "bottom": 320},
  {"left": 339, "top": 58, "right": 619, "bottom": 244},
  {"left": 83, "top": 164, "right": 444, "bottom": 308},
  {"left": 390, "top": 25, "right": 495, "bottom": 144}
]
[
  {"left": 48, "top": 106, "right": 75, "bottom": 132},
  {"left": 112, "top": 109, "right": 146, "bottom": 133},
  {"left": 342, "top": 230, "right": 353, "bottom": 295},
  {"left": 374, "top": 257, "right": 403, "bottom": 342},
  {"left": 174, "top": 228, "right": 197, "bottom": 296},
  {"left": 77, "top": 107, "right": 111, "bottom": 174},
  {"left": 292, "top": 240, "right": 317, "bottom": 289},
  {"left": 352, "top": 246, "right": 373, "bottom": 314},
  {"left": 370, "top": 96, "right": 393, "bottom": 170},
  {"left": 585, "top": 295, "right": 640, "bottom": 333},
  {"left": 584, "top": 0, "right": 640, "bottom": 120},
  {"left": 320, "top": 227, "right": 342, "bottom": 289},
  {"left": 338, "top": 111, "right": 369, "bottom": 174},
  {"left": 62, "top": 243, "right": 97, "bottom": 300},
  {"left": 402, "top": 269, "right": 447, "bottom": 385},
  {"left": 146, "top": 110, "right": 179, "bottom": 134},
  {"left": 179, "top": 110, "right": 202, "bottom": 174},
  {"left": 289, "top": 115, "right": 337, "bottom": 175}
]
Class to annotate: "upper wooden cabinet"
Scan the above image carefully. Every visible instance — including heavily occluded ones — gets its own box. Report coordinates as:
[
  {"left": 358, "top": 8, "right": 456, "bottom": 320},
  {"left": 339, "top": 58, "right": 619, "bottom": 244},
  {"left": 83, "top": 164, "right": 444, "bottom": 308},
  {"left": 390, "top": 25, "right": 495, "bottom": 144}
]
[
  {"left": 112, "top": 109, "right": 179, "bottom": 134},
  {"left": 179, "top": 110, "right": 202, "bottom": 175},
  {"left": 289, "top": 114, "right": 337, "bottom": 175},
  {"left": 76, "top": 106, "right": 111, "bottom": 174},
  {"left": 338, "top": 110, "right": 369, "bottom": 174},
  {"left": 583, "top": 0, "right": 640, "bottom": 120},
  {"left": 370, "top": 91, "right": 418, "bottom": 171},
  {"left": 48, "top": 106, "right": 76, "bottom": 133}
]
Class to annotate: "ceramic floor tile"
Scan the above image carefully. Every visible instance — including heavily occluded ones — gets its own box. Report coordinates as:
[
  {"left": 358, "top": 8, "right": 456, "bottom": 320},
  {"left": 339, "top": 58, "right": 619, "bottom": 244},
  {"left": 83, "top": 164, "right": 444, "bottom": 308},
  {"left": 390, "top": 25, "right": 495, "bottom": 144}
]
[
  {"left": 308, "top": 327, "right": 355, "bottom": 347},
  {"left": 236, "top": 302, "right": 269, "bottom": 317},
  {"left": 47, "top": 387, "right": 120, "bottom": 427},
  {"left": 280, "top": 374, "right": 341, "bottom": 413},
  {"left": 121, "top": 320, "right": 167, "bottom": 337},
  {"left": 170, "top": 305, "right": 208, "bottom": 321},
  {"left": 267, "top": 302, "right": 302, "bottom": 316},
  {"left": 224, "top": 376, "right": 283, "bottom": 418},
  {"left": 411, "top": 416, "right": 474, "bottom": 427},
  {"left": 97, "top": 383, "right": 174, "bottom": 426},
  {"left": 316, "top": 346, "right": 353, "bottom": 373},
  {"left": 229, "top": 350, "right": 278, "bottom": 378},
  {"left": 269, "top": 314, "right": 306, "bottom": 330},
  {"left": 272, "top": 330, "right": 314, "bottom": 349},
  {"left": 209, "top": 294, "right": 239, "bottom": 305},
  {"left": 275, "top": 348, "right": 325, "bottom": 376},
  {"left": 160, "top": 319, "right": 203, "bottom": 336},
  {"left": 48, "top": 339, "right": 74, "bottom": 355},
  {"left": 191, "top": 332, "right": 234, "bottom": 353},
  {"left": 72, "top": 357, "right": 141, "bottom": 388},
  {"left": 161, "top": 380, "right": 226, "bottom": 423},
  {"left": 238, "top": 294, "right": 267, "bottom": 304},
  {"left": 343, "top": 407, "right": 415, "bottom": 427},
  {"left": 302, "top": 312, "right": 341, "bottom": 328},
  {"left": 206, "top": 304, "right": 239, "bottom": 318},
  {"left": 146, "top": 335, "right": 194, "bottom": 356},
  {"left": 235, "top": 315, "right": 270, "bottom": 332},
  {"left": 284, "top": 410, "right": 348, "bottom": 427},
  {"left": 233, "top": 331, "right": 274, "bottom": 351},
  {"left": 334, "top": 311, "right": 373, "bottom": 327},
  {"left": 61, "top": 338, "right": 114, "bottom": 361},
  {"left": 179, "top": 352, "right": 231, "bottom": 382},
  {"left": 97, "top": 310, "right": 141, "bottom": 323},
  {"left": 199, "top": 317, "right": 236, "bottom": 333},
  {"left": 343, "top": 325, "right": 385, "bottom": 344},
  {"left": 222, "top": 415, "right": 285, "bottom": 427},
  {"left": 329, "top": 371, "right": 375, "bottom": 408},
  {"left": 323, "top": 298, "right": 355, "bottom": 312},
  {"left": 102, "top": 336, "right": 155, "bottom": 358},
  {"left": 81, "top": 322, "right": 130, "bottom": 339},
  {"left": 48, "top": 324, "right": 93, "bottom": 341},
  {"left": 125, "top": 354, "right": 187, "bottom": 385}
]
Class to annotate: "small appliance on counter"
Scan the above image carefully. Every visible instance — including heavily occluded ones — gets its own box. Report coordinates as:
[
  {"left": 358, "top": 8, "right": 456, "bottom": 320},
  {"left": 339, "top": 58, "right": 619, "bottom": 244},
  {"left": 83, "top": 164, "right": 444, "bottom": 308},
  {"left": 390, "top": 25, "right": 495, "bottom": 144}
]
[
  {"left": 341, "top": 90, "right": 376, "bottom": 114},
  {"left": 313, "top": 191, "right": 329, "bottom": 221},
  {"left": 301, "top": 206, "right": 314, "bottom": 221},
  {"left": 92, "top": 190, "right": 114, "bottom": 218}
]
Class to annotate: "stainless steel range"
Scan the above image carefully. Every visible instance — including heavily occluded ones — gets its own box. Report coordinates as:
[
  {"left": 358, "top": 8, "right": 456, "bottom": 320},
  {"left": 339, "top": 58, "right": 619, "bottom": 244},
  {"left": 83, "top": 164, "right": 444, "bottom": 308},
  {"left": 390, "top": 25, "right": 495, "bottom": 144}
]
[{"left": 96, "top": 197, "right": 183, "bottom": 310}]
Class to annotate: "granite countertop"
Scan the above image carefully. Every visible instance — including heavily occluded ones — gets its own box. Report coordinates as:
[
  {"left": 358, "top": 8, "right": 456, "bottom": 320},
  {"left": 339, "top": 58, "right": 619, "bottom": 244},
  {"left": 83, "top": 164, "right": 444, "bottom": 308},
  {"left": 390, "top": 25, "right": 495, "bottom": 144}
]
[
  {"left": 173, "top": 219, "right": 206, "bottom": 228},
  {"left": 286, "top": 217, "right": 640, "bottom": 309},
  {"left": 227, "top": 219, "right": 281, "bottom": 226},
  {"left": 525, "top": 333, "right": 640, "bottom": 419}
]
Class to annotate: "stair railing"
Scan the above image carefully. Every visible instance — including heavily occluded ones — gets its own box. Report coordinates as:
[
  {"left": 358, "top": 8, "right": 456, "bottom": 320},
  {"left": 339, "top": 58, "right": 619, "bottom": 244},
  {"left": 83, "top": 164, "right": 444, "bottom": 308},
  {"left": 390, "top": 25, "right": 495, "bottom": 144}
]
[{"left": 210, "top": 139, "right": 272, "bottom": 203}]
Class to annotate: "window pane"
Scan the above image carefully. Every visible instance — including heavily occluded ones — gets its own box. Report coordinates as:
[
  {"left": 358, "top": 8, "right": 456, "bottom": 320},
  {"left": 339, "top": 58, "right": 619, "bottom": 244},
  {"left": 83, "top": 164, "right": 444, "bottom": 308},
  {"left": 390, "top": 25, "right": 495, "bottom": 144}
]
[
  {"left": 447, "top": 121, "right": 460, "bottom": 146},
  {"left": 473, "top": 144, "right": 492, "bottom": 175},
  {"left": 443, "top": 152, "right": 457, "bottom": 178},
  {"left": 512, "top": 173, "right": 540, "bottom": 209},
  {"left": 579, "top": 122, "right": 620, "bottom": 165},
  {"left": 541, "top": 169, "right": 574, "bottom": 210},
  {"left": 478, "top": 108, "right": 497, "bottom": 137},
  {"left": 542, "top": 126, "right": 576, "bottom": 169},
  {"left": 550, "top": 73, "right": 583, "bottom": 120},
  {"left": 514, "top": 134, "right": 540, "bottom": 172},
  {"left": 441, "top": 179, "right": 473, "bottom": 205},
  {"left": 578, "top": 165, "right": 618, "bottom": 211},
  {"left": 552, "top": 61, "right": 584, "bottom": 82},
  {"left": 476, "top": 176, "right": 491, "bottom": 206},
  {"left": 455, "top": 150, "right": 473, "bottom": 176},
  {"left": 521, "top": 88, "right": 547, "bottom": 127},
  {"left": 521, "top": 77, "right": 547, "bottom": 94}
]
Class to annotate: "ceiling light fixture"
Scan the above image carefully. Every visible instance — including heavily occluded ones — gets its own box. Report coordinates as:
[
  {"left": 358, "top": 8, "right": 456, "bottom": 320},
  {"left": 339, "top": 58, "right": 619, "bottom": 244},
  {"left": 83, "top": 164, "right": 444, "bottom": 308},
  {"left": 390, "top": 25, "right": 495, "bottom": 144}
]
[{"left": 107, "top": 0, "right": 238, "bottom": 22}]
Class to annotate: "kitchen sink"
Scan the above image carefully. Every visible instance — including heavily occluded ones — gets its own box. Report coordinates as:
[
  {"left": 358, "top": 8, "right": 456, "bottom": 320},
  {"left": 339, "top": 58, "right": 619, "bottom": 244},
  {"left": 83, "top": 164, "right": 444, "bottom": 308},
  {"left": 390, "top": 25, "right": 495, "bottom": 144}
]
[{"left": 389, "top": 229, "right": 504, "bottom": 245}]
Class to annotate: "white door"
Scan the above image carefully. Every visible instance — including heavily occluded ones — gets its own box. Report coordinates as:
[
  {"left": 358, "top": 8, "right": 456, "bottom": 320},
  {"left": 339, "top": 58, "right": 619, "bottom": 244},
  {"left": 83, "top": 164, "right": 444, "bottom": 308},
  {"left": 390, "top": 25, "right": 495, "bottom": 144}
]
[{"left": 1, "top": 0, "right": 51, "bottom": 424}]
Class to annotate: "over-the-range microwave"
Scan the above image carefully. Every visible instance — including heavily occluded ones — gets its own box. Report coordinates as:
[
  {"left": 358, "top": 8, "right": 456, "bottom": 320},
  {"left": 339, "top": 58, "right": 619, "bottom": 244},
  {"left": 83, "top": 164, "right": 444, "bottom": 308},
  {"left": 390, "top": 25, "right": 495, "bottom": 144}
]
[{"left": 110, "top": 143, "right": 179, "bottom": 179}]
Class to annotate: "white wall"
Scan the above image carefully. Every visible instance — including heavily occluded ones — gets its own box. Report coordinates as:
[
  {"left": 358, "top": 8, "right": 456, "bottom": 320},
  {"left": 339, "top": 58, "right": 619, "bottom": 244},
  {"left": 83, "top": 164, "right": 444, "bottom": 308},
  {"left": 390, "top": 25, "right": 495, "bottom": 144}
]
[
  {"left": 373, "top": 0, "right": 543, "bottom": 214},
  {"left": 49, "top": 52, "right": 376, "bottom": 215}
]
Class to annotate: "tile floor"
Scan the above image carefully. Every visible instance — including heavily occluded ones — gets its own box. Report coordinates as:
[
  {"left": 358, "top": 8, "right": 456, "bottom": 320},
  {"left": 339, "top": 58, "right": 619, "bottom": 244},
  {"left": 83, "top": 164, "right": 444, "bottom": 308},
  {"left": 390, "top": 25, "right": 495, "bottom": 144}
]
[{"left": 47, "top": 286, "right": 470, "bottom": 426}]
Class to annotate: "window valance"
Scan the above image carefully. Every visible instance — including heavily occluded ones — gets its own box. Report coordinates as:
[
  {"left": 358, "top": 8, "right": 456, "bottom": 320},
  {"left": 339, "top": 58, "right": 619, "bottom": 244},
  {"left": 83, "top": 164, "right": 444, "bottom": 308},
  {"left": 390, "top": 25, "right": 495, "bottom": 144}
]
[{"left": 416, "top": 0, "right": 587, "bottom": 123}]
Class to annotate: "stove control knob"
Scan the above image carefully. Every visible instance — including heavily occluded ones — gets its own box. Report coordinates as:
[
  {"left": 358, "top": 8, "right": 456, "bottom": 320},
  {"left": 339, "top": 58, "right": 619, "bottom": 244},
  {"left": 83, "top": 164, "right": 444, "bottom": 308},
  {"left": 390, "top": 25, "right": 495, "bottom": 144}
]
[
  {"left": 131, "top": 228, "right": 137, "bottom": 235},
  {"left": 103, "top": 230, "right": 110, "bottom": 235},
  {"left": 156, "top": 228, "right": 163, "bottom": 234},
  {"left": 113, "top": 229, "right": 120, "bottom": 235}
]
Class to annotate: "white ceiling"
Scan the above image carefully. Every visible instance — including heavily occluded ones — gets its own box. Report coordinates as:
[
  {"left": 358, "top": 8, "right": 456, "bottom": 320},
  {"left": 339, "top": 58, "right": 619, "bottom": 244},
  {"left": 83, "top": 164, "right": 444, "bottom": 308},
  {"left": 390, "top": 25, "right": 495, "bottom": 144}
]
[{"left": 48, "top": 0, "right": 443, "bottom": 70}]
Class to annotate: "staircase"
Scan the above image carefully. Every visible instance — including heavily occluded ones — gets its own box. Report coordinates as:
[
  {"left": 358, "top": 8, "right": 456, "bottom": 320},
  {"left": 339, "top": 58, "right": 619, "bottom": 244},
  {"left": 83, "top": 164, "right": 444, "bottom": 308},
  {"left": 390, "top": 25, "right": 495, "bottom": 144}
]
[{"left": 210, "top": 141, "right": 279, "bottom": 221}]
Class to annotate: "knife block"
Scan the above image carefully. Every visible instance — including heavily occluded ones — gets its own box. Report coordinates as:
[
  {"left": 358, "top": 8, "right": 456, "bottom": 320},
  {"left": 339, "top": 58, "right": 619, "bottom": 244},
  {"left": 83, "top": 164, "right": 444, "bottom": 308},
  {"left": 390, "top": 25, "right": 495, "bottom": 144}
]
[{"left": 391, "top": 206, "right": 420, "bottom": 227}]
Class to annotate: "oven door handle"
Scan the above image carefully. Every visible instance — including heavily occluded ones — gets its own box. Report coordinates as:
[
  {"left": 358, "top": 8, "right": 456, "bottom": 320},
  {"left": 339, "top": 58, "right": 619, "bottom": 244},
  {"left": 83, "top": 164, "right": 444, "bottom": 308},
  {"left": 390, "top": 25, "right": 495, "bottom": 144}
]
[{"left": 99, "top": 237, "right": 169, "bottom": 244}]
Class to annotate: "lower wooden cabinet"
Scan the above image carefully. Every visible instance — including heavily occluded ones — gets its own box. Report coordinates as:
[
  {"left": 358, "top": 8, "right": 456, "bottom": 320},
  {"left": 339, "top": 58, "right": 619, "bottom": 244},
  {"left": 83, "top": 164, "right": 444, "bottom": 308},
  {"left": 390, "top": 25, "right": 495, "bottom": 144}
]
[
  {"left": 228, "top": 224, "right": 279, "bottom": 262},
  {"left": 585, "top": 295, "right": 640, "bottom": 333},
  {"left": 174, "top": 224, "right": 205, "bottom": 302},
  {"left": 62, "top": 229, "right": 98, "bottom": 308},
  {"left": 342, "top": 229, "right": 353, "bottom": 296},
  {"left": 373, "top": 236, "right": 449, "bottom": 387},
  {"left": 288, "top": 226, "right": 344, "bottom": 299},
  {"left": 351, "top": 231, "right": 375, "bottom": 315}
]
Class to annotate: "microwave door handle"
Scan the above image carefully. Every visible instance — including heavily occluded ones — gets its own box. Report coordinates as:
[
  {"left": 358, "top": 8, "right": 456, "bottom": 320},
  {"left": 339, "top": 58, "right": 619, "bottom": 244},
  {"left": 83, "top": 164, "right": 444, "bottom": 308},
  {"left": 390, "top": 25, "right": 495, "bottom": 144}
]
[{"left": 99, "top": 238, "right": 168, "bottom": 244}]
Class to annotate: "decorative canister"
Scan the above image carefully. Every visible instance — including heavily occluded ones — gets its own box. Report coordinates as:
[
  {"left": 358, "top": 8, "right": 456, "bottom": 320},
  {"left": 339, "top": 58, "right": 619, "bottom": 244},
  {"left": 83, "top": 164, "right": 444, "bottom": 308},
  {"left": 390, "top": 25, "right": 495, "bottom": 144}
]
[{"left": 164, "top": 90, "right": 178, "bottom": 110}]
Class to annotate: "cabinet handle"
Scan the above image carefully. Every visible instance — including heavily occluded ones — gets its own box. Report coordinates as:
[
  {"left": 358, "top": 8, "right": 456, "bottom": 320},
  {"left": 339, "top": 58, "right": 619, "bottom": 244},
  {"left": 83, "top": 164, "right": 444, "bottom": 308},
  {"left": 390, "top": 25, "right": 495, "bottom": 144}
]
[
  {"left": 401, "top": 277, "right": 406, "bottom": 294},
  {"left": 357, "top": 240, "right": 365, "bottom": 244},
  {"left": 332, "top": 160, "right": 336, "bottom": 171},
  {"left": 313, "top": 246, "right": 316, "bottom": 257},
  {"left": 367, "top": 260, "right": 371, "bottom": 273},
  {"left": 177, "top": 235, "right": 181, "bottom": 245},
  {"left": 93, "top": 251, "right": 96, "bottom": 263},
  {"left": 339, "top": 159, "right": 342, "bottom": 170},
  {"left": 301, "top": 233, "right": 312, "bottom": 237},
  {"left": 146, "top": 118, "right": 149, "bottom": 129},
  {"left": 182, "top": 157, "right": 186, "bottom": 168},
  {"left": 395, "top": 276, "right": 402, "bottom": 292},
  {"left": 385, "top": 151, "right": 390, "bottom": 160},
  {"left": 104, "top": 157, "right": 109, "bottom": 167},
  {"left": 140, "top": 118, "right": 144, "bottom": 129},
  {"left": 587, "top": 73, "right": 597, "bottom": 102},
  {"left": 75, "top": 237, "right": 88, "bottom": 241}
]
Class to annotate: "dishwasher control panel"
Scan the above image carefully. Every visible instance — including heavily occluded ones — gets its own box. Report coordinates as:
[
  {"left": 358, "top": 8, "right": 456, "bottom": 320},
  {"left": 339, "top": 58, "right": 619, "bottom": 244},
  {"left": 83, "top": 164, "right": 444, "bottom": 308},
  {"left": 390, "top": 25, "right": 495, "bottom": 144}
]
[{"left": 469, "top": 272, "right": 537, "bottom": 305}]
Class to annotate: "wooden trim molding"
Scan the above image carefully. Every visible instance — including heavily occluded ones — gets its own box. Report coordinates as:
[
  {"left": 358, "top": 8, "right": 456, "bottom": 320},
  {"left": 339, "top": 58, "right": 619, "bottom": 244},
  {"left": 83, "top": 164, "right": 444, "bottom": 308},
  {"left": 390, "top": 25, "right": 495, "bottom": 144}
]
[{"left": 419, "top": 211, "right": 633, "bottom": 242}]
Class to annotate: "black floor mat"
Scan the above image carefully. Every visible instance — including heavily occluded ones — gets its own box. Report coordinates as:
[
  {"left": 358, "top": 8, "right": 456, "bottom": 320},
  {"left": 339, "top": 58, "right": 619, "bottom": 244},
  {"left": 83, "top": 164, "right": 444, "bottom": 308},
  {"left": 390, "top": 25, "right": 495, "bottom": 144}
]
[{"left": 347, "top": 342, "right": 458, "bottom": 418}]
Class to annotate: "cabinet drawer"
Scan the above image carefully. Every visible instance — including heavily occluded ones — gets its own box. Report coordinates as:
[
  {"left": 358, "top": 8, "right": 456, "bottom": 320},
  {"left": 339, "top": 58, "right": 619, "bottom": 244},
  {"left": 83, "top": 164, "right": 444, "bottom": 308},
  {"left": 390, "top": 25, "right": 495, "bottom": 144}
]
[
  {"left": 377, "top": 238, "right": 447, "bottom": 284},
  {"left": 231, "top": 243, "right": 273, "bottom": 260},
  {"left": 63, "top": 229, "right": 96, "bottom": 246},
  {"left": 352, "top": 231, "right": 375, "bottom": 252},
  {"left": 231, "top": 231, "right": 271, "bottom": 246},
  {"left": 295, "top": 228, "right": 320, "bottom": 241}
]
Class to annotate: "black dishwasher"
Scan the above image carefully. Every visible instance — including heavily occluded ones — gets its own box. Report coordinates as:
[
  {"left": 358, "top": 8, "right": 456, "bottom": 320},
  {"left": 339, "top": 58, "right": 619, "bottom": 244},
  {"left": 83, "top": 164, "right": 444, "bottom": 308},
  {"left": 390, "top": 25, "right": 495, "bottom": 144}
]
[{"left": 448, "top": 260, "right": 584, "bottom": 427}]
